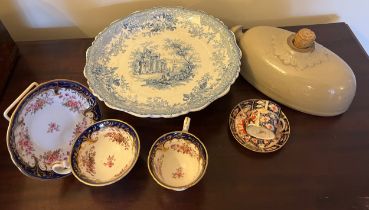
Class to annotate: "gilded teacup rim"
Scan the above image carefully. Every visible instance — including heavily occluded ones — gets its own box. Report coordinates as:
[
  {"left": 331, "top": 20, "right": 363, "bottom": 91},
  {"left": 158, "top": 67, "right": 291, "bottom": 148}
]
[
  {"left": 71, "top": 119, "right": 140, "bottom": 187},
  {"left": 147, "top": 130, "right": 208, "bottom": 191}
]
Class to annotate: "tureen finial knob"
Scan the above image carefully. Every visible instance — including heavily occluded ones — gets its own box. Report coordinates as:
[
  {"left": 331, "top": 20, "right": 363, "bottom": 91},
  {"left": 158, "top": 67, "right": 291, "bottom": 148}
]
[{"left": 293, "top": 28, "right": 316, "bottom": 49}]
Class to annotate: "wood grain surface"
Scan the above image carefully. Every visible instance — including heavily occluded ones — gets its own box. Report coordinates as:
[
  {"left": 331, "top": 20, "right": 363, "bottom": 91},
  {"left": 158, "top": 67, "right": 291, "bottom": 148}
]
[{"left": 0, "top": 22, "right": 368, "bottom": 210}]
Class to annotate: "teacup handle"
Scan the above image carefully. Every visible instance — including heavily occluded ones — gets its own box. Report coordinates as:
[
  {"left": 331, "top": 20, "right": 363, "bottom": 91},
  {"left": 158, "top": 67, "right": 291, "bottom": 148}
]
[
  {"left": 52, "top": 160, "right": 72, "bottom": 175},
  {"left": 182, "top": 117, "right": 191, "bottom": 132},
  {"left": 3, "top": 82, "right": 39, "bottom": 121}
]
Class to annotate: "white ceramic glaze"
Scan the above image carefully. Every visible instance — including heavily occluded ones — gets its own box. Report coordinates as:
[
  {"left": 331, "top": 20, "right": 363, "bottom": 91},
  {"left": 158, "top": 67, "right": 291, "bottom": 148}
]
[
  {"left": 5, "top": 80, "right": 101, "bottom": 179},
  {"left": 229, "top": 99, "right": 290, "bottom": 153},
  {"left": 232, "top": 25, "right": 356, "bottom": 116},
  {"left": 71, "top": 120, "right": 140, "bottom": 186},
  {"left": 148, "top": 117, "right": 208, "bottom": 191},
  {"left": 84, "top": 7, "right": 241, "bottom": 118}
]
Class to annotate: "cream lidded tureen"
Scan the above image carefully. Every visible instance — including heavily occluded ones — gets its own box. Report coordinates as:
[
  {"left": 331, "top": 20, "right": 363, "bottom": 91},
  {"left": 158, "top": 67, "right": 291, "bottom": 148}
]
[{"left": 232, "top": 25, "right": 356, "bottom": 116}]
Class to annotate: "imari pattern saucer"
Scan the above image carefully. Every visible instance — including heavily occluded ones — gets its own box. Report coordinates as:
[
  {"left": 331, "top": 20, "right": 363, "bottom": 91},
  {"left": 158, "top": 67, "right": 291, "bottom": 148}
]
[
  {"left": 84, "top": 7, "right": 241, "bottom": 118},
  {"left": 229, "top": 99, "right": 291, "bottom": 153}
]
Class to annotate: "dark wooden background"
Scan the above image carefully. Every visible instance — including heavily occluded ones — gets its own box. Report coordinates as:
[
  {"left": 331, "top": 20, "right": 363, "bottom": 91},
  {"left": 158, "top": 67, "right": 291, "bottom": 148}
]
[
  {"left": 1, "top": 23, "right": 369, "bottom": 210},
  {"left": 0, "top": 20, "right": 18, "bottom": 98}
]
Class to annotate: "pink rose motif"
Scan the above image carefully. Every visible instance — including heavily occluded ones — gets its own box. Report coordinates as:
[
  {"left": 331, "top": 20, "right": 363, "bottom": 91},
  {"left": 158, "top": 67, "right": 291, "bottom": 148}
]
[
  {"left": 172, "top": 167, "right": 184, "bottom": 179},
  {"left": 42, "top": 149, "right": 62, "bottom": 165},
  {"left": 18, "top": 139, "right": 34, "bottom": 155},
  {"left": 17, "top": 127, "right": 34, "bottom": 155},
  {"left": 47, "top": 122, "right": 60, "bottom": 133},
  {"left": 170, "top": 143, "right": 196, "bottom": 158},
  {"left": 103, "top": 155, "right": 116, "bottom": 168},
  {"left": 67, "top": 100, "right": 77, "bottom": 107},
  {"left": 63, "top": 99, "right": 82, "bottom": 112}
]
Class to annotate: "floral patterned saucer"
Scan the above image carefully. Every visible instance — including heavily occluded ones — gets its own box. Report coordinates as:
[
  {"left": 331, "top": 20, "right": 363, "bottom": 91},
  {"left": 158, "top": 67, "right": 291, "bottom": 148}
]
[
  {"left": 4, "top": 80, "right": 101, "bottom": 179},
  {"left": 71, "top": 120, "right": 140, "bottom": 186},
  {"left": 148, "top": 117, "right": 208, "bottom": 191},
  {"left": 229, "top": 99, "right": 291, "bottom": 153},
  {"left": 84, "top": 7, "right": 241, "bottom": 118}
]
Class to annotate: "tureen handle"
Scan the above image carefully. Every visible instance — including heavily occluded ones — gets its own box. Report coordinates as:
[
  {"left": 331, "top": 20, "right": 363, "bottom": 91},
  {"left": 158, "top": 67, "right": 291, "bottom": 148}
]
[
  {"left": 3, "top": 82, "right": 39, "bottom": 121},
  {"left": 231, "top": 25, "right": 244, "bottom": 42},
  {"left": 52, "top": 160, "right": 72, "bottom": 175},
  {"left": 182, "top": 117, "right": 191, "bottom": 132}
]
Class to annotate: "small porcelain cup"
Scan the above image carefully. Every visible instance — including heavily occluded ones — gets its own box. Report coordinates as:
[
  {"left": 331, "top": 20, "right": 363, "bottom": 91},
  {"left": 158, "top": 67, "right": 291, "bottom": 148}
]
[
  {"left": 245, "top": 100, "right": 281, "bottom": 140},
  {"left": 69, "top": 119, "right": 140, "bottom": 186},
  {"left": 148, "top": 117, "right": 208, "bottom": 191},
  {"left": 53, "top": 119, "right": 140, "bottom": 186}
]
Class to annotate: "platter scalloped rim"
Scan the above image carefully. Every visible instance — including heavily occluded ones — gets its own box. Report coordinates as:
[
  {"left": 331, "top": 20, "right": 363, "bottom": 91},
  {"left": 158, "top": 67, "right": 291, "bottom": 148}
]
[{"left": 83, "top": 6, "right": 241, "bottom": 118}]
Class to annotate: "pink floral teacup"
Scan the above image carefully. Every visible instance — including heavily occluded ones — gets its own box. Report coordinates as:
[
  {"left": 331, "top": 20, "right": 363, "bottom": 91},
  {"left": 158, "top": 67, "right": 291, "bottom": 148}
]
[
  {"left": 245, "top": 99, "right": 281, "bottom": 140},
  {"left": 148, "top": 117, "right": 208, "bottom": 191},
  {"left": 70, "top": 119, "right": 140, "bottom": 186}
]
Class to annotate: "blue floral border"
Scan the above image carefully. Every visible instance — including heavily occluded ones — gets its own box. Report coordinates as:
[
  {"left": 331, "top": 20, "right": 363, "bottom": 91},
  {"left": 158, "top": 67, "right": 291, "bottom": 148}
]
[{"left": 84, "top": 7, "right": 241, "bottom": 117}]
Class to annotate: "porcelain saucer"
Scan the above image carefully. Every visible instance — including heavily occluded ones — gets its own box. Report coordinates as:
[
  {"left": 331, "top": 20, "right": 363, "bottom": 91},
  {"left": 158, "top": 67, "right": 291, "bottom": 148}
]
[
  {"left": 229, "top": 99, "right": 291, "bottom": 153},
  {"left": 5, "top": 80, "right": 101, "bottom": 179}
]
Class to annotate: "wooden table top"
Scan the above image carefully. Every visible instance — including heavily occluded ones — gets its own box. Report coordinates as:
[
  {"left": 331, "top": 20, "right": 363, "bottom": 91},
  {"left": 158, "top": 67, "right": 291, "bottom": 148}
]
[{"left": 1, "top": 22, "right": 369, "bottom": 210}]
